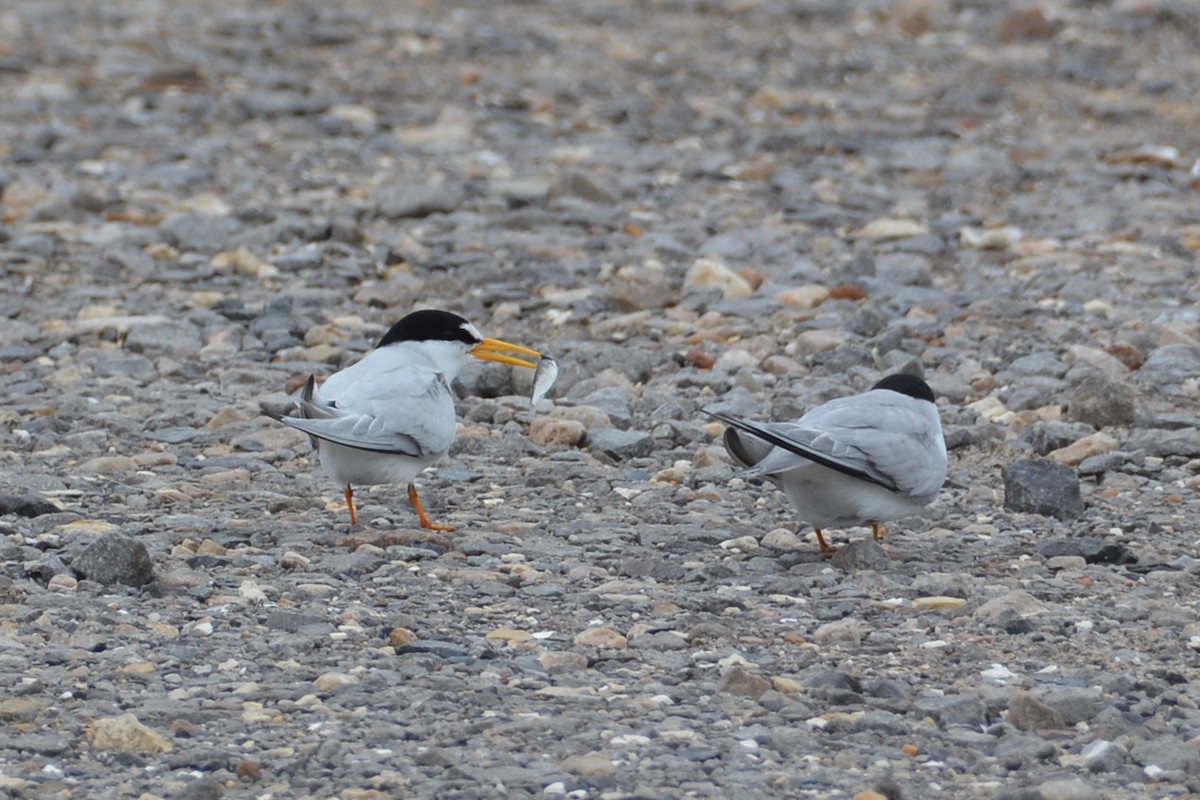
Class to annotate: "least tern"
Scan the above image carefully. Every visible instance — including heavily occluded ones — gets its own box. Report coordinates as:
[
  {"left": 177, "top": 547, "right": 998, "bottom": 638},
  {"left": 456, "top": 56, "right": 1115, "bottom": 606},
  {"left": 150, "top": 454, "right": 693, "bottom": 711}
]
[
  {"left": 706, "top": 374, "right": 946, "bottom": 553},
  {"left": 264, "top": 309, "right": 541, "bottom": 530}
]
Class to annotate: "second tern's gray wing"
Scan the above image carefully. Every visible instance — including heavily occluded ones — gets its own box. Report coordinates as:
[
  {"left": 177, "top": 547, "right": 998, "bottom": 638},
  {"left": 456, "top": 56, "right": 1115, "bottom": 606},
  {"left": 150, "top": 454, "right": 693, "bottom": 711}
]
[
  {"left": 707, "top": 411, "right": 898, "bottom": 492},
  {"left": 707, "top": 390, "right": 946, "bottom": 500}
]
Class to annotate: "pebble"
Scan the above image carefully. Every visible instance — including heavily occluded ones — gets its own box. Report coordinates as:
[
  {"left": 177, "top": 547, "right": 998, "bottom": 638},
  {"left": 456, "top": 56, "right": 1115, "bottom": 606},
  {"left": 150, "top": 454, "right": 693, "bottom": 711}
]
[
  {"left": 776, "top": 285, "right": 830, "bottom": 310},
  {"left": 313, "top": 672, "right": 360, "bottom": 693},
  {"left": 1047, "top": 432, "right": 1118, "bottom": 466},
  {"left": 88, "top": 714, "right": 173, "bottom": 754},
  {"left": 717, "top": 665, "right": 772, "bottom": 699},
  {"left": 911, "top": 596, "right": 966, "bottom": 612},
  {"left": 830, "top": 537, "right": 891, "bottom": 572},
  {"left": 762, "top": 528, "right": 803, "bottom": 549},
  {"left": 1038, "top": 778, "right": 1097, "bottom": 800},
  {"left": 558, "top": 752, "right": 617, "bottom": 779},
  {"left": 574, "top": 626, "right": 627, "bottom": 650},
  {"left": 1008, "top": 691, "right": 1066, "bottom": 731},
  {"left": 587, "top": 428, "right": 654, "bottom": 459},
  {"left": 529, "top": 417, "right": 586, "bottom": 447},
  {"left": 684, "top": 255, "right": 754, "bottom": 299}
]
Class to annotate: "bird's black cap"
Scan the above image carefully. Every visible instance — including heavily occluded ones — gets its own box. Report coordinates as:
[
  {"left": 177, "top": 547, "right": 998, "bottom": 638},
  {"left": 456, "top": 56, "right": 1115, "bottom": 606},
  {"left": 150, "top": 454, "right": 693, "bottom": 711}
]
[
  {"left": 377, "top": 309, "right": 480, "bottom": 348},
  {"left": 872, "top": 373, "right": 935, "bottom": 403}
]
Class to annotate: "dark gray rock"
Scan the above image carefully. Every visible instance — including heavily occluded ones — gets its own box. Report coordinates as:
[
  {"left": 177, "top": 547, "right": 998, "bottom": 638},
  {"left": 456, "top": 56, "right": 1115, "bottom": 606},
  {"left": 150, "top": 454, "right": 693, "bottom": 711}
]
[
  {"left": 1002, "top": 459, "right": 1084, "bottom": 519},
  {"left": 71, "top": 533, "right": 155, "bottom": 586},
  {"left": 1138, "top": 344, "right": 1200, "bottom": 386},
  {"left": 1038, "top": 537, "right": 1137, "bottom": 565},
  {"left": 587, "top": 428, "right": 654, "bottom": 460},
  {"left": 0, "top": 494, "right": 59, "bottom": 517}
]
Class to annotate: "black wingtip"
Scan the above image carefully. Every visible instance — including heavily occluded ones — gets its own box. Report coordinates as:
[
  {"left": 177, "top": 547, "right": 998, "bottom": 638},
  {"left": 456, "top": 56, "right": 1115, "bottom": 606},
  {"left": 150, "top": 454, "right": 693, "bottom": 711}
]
[{"left": 259, "top": 403, "right": 285, "bottom": 422}]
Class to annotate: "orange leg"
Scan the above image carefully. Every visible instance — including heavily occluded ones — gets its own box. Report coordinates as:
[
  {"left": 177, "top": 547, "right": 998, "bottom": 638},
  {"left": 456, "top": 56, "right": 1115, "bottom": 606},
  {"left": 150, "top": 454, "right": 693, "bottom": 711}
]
[
  {"left": 344, "top": 485, "right": 358, "bottom": 527},
  {"left": 815, "top": 529, "right": 836, "bottom": 554},
  {"left": 871, "top": 523, "right": 887, "bottom": 542},
  {"left": 408, "top": 484, "right": 455, "bottom": 532}
]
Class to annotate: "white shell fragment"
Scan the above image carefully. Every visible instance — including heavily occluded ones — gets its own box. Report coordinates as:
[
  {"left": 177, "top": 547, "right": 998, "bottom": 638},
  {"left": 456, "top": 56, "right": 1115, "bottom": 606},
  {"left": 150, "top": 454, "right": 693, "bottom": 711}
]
[{"left": 530, "top": 355, "right": 559, "bottom": 407}]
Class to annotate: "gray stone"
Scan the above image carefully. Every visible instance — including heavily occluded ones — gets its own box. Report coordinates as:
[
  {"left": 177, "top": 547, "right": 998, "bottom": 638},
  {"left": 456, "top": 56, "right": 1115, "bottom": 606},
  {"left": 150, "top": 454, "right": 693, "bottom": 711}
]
[
  {"left": 553, "top": 169, "right": 621, "bottom": 205},
  {"left": 915, "top": 693, "right": 986, "bottom": 729},
  {"left": 376, "top": 184, "right": 465, "bottom": 219},
  {"left": 71, "top": 533, "right": 155, "bottom": 586},
  {"left": 578, "top": 387, "right": 634, "bottom": 429},
  {"left": 1036, "top": 686, "right": 1104, "bottom": 725},
  {"left": 263, "top": 610, "right": 335, "bottom": 634},
  {"left": 1002, "top": 459, "right": 1084, "bottom": 519},
  {"left": 1138, "top": 344, "right": 1200, "bottom": 386},
  {"left": 1082, "top": 739, "right": 1126, "bottom": 773},
  {"left": 830, "top": 536, "right": 891, "bottom": 572},
  {"left": 124, "top": 321, "right": 204, "bottom": 357},
  {"left": 159, "top": 213, "right": 244, "bottom": 253},
  {"left": 320, "top": 551, "right": 386, "bottom": 578},
  {"left": 1131, "top": 736, "right": 1200, "bottom": 775},
  {"left": 175, "top": 777, "right": 225, "bottom": 800},
  {"left": 1065, "top": 373, "right": 1137, "bottom": 428},
  {"left": 587, "top": 428, "right": 654, "bottom": 460},
  {"left": 1123, "top": 428, "right": 1200, "bottom": 458},
  {"left": 994, "top": 733, "right": 1057, "bottom": 769},
  {"left": 1038, "top": 778, "right": 1097, "bottom": 800}
]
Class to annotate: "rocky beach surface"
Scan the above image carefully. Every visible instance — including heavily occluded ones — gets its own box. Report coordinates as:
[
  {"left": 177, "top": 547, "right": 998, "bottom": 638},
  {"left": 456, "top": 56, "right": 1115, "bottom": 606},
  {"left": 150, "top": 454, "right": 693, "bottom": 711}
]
[{"left": 2, "top": 1, "right": 1200, "bottom": 798}]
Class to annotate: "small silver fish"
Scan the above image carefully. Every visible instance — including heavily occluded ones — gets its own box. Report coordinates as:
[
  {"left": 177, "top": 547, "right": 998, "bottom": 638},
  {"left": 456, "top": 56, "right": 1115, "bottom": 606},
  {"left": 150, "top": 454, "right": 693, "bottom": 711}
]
[{"left": 530, "top": 355, "right": 558, "bottom": 407}]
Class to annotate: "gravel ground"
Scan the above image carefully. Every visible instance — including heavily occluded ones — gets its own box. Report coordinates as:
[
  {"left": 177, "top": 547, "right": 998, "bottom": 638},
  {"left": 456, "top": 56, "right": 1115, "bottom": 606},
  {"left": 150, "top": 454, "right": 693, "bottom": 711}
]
[{"left": 3, "top": 1, "right": 1200, "bottom": 798}]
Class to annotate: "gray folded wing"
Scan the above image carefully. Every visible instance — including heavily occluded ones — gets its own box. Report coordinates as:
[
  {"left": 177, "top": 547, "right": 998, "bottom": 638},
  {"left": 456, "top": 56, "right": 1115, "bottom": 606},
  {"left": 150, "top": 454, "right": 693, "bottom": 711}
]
[
  {"left": 265, "top": 361, "right": 457, "bottom": 458},
  {"left": 708, "top": 392, "right": 946, "bottom": 501}
]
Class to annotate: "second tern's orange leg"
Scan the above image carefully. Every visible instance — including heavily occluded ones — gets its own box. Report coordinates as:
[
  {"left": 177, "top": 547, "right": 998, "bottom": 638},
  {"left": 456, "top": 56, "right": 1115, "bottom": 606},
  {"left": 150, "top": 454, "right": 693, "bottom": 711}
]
[
  {"left": 345, "top": 485, "right": 358, "bottom": 527},
  {"left": 408, "top": 484, "right": 455, "bottom": 532},
  {"left": 872, "top": 523, "right": 887, "bottom": 542},
  {"left": 815, "top": 529, "right": 836, "bottom": 554}
]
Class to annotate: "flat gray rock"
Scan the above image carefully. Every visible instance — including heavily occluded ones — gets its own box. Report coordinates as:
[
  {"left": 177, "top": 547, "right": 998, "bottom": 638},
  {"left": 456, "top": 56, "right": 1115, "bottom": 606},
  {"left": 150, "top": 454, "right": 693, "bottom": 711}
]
[{"left": 1002, "top": 459, "right": 1085, "bottom": 519}]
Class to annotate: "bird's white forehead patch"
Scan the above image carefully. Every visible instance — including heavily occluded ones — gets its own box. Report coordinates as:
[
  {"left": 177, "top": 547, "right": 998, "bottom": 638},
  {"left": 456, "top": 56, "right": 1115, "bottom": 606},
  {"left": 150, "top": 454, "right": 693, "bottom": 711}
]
[{"left": 461, "top": 322, "right": 484, "bottom": 342}]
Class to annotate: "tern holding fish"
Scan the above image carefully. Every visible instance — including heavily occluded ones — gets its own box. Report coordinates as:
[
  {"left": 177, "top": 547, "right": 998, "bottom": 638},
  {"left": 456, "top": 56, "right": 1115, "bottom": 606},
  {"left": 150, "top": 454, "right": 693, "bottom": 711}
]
[
  {"left": 264, "top": 309, "right": 547, "bottom": 530},
  {"left": 706, "top": 374, "right": 946, "bottom": 553}
]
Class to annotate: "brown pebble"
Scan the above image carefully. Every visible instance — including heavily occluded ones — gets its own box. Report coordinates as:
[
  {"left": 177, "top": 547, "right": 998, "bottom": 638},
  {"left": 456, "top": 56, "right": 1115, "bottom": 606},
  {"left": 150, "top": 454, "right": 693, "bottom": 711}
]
[
  {"left": 997, "top": 7, "right": 1054, "bottom": 42},
  {"left": 828, "top": 285, "right": 867, "bottom": 301},
  {"left": 1106, "top": 342, "right": 1144, "bottom": 371},
  {"left": 685, "top": 349, "right": 716, "bottom": 369},
  {"left": 236, "top": 760, "right": 262, "bottom": 782}
]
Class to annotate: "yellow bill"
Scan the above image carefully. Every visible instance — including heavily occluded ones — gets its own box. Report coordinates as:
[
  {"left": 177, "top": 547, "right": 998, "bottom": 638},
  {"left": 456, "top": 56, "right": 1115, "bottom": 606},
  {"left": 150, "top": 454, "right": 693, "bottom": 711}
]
[{"left": 470, "top": 338, "right": 541, "bottom": 369}]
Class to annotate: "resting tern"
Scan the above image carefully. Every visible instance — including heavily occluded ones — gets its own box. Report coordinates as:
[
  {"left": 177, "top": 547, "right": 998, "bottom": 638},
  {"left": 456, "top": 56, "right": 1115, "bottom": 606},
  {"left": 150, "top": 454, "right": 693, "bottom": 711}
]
[
  {"left": 706, "top": 374, "right": 947, "bottom": 553},
  {"left": 264, "top": 309, "right": 541, "bottom": 530}
]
